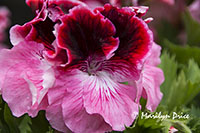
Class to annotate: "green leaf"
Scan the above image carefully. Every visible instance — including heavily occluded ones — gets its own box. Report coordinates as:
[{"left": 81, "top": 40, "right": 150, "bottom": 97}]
[
  {"left": 159, "top": 51, "right": 178, "bottom": 105},
  {"left": 190, "top": 105, "right": 200, "bottom": 118},
  {"left": 4, "top": 104, "right": 21, "bottom": 133},
  {"left": 184, "top": 60, "right": 200, "bottom": 83},
  {"left": 123, "top": 110, "right": 164, "bottom": 133},
  {"left": 183, "top": 10, "right": 200, "bottom": 46},
  {"left": 165, "top": 71, "right": 187, "bottom": 111},
  {"left": 18, "top": 115, "right": 32, "bottom": 133},
  {"left": 30, "top": 111, "right": 52, "bottom": 133},
  {"left": 187, "top": 106, "right": 200, "bottom": 132},
  {"left": 0, "top": 97, "right": 9, "bottom": 133},
  {"left": 159, "top": 52, "right": 200, "bottom": 111},
  {"left": 172, "top": 121, "right": 192, "bottom": 133},
  {"left": 163, "top": 39, "right": 200, "bottom": 66}
]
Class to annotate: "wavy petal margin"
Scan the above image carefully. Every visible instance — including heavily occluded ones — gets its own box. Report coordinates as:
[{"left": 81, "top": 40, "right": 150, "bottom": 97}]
[{"left": 0, "top": 41, "right": 55, "bottom": 117}]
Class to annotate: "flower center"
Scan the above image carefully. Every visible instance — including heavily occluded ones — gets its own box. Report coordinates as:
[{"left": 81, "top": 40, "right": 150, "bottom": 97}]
[
  {"left": 86, "top": 56, "right": 104, "bottom": 76},
  {"left": 87, "top": 60, "right": 103, "bottom": 76}
]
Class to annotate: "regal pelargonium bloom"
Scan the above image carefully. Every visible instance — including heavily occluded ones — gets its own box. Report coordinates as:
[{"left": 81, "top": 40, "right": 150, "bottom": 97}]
[
  {"left": 45, "top": 4, "right": 153, "bottom": 132},
  {"left": 1, "top": 0, "right": 164, "bottom": 132}
]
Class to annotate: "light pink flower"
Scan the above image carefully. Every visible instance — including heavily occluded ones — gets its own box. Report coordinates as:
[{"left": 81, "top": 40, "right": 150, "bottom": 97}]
[
  {"left": 0, "top": 41, "right": 55, "bottom": 117},
  {"left": 189, "top": 0, "right": 200, "bottom": 23}
]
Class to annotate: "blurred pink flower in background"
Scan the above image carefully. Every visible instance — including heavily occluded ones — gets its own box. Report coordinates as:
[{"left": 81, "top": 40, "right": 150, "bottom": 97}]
[
  {"left": 189, "top": 0, "right": 200, "bottom": 23},
  {"left": 0, "top": 7, "right": 10, "bottom": 48},
  {"left": 143, "top": 0, "right": 186, "bottom": 42},
  {"left": 0, "top": 0, "right": 164, "bottom": 132}
]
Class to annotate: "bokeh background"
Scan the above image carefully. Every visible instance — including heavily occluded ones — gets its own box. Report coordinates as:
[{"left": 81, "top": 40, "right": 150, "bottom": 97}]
[{"left": 0, "top": 0, "right": 33, "bottom": 47}]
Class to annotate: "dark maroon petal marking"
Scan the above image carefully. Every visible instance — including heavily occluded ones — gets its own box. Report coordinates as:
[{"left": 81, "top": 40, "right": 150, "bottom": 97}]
[
  {"left": 101, "top": 37, "right": 119, "bottom": 59},
  {"left": 57, "top": 5, "right": 118, "bottom": 64},
  {"left": 44, "top": 41, "right": 68, "bottom": 66},
  {"left": 32, "top": 17, "right": 56, "bottom": 48},
  {"left": 96, "top": 4, "right": 153, "bottom": 67},
  {"left": 10, "top": 17, "right": 55, "bottom": 50}
]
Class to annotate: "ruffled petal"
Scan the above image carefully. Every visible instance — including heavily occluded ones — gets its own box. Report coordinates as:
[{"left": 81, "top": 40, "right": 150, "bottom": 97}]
[
  {"left": 48, "top": 0, "right": 87, "bottom": 13},
  {"left": 57, "top": 5, "right": 118, "bottom": 64},
  {"left": 10, "top": 17, "right": 55, "bottom": 48},
  {"left": 46, "top": 85, "right": 71, "bottom": 132},
  {"left": 46, "top": 102, "right": 71, "bottom": 133},
  {"left": 139, "top": 43, "right": 164, "bottom": 111},
  {"left": 96, "top": 4, "right": 153, "bottom": 68},
  {"left": 0, "top": 41, "right": 55, "bottom": 117},
  {"left": 9, "top": 11, "right": 70, "bottom": 65},
  {"left": 26, "top": 0, "right": 44, "bottom": 12},
  {"left": 79, "top": 0, "right": 109, "bottom": 9},
  {"left": 62, "top": 87, "right": 112, "bottom": 133},
  {"left": 82, "top": 71, "right": 139, "bottom": 131},
  {"left": 142, "top": 66, "right": 164, "bottom": 111},
  {"left": 10, "top": 24, "right": 33, "bottom": 46},
  {"left": 47, "top": 69, "right": 112, "bottom": 133},
  {"left": 43, "top": 41, "right": 68, "bottom": 66},
  {"left": 145, "top": 43, "right": 161, "bottom": 66}
]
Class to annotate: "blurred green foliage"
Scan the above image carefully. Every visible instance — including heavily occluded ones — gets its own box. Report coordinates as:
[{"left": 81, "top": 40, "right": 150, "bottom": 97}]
[{"left": 183, "top": 11, "right": 200, "bottom": 46}]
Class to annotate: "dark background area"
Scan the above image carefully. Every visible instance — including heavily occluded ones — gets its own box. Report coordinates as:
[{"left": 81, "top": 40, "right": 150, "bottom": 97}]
[{"left": 0, "top": 0, "right": 34, "bottom": 47}]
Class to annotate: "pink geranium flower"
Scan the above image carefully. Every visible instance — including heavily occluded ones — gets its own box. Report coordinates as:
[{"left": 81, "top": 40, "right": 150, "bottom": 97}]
[{"left": 0, "top": 0, "right": 164, "bottom": 132}]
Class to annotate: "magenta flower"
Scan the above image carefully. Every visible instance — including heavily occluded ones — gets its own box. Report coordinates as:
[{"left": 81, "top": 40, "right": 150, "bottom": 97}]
[{"left": 0, "top": 0, "right": 164, "bottom": 132}]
